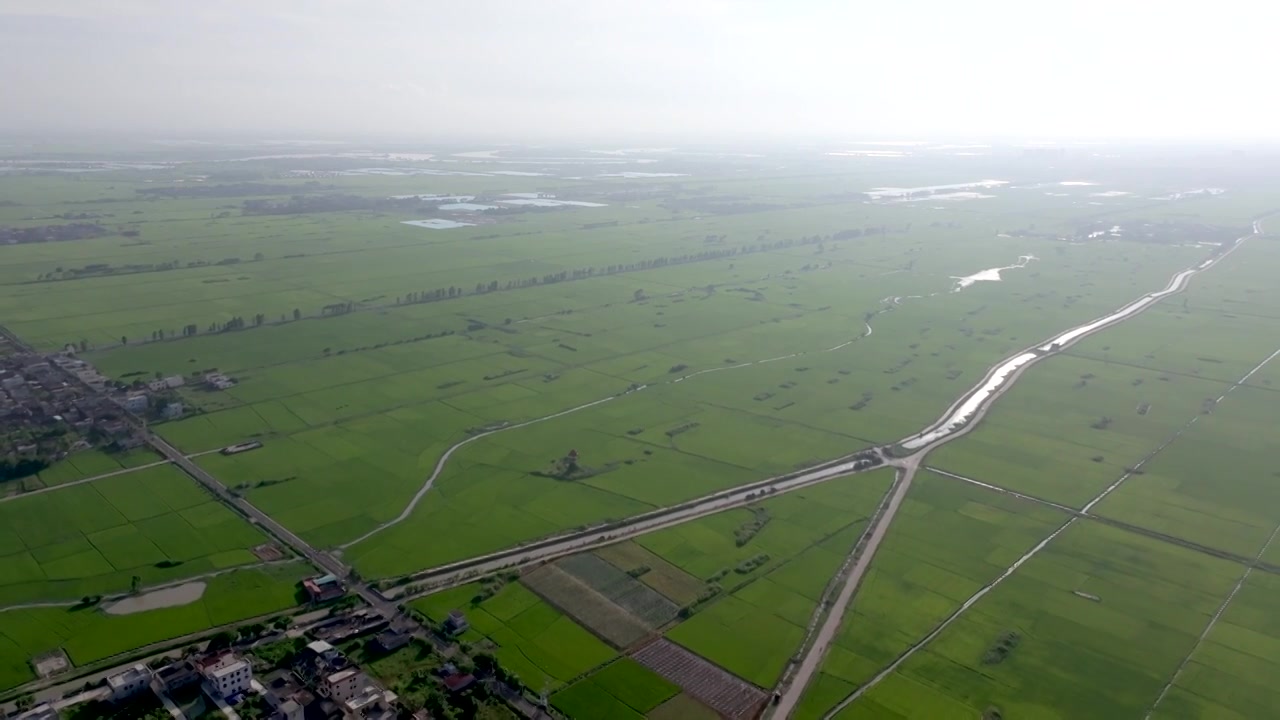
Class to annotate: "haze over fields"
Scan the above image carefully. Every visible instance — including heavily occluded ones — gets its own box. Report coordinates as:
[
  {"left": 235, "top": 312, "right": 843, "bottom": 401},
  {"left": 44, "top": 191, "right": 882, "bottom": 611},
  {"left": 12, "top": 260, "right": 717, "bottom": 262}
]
[
  {"left": 1, "top": 0, "right": 1279, "bottom": 141},
  {"left": 1, "top": 3, "right": 1280, "bottom": 720}
]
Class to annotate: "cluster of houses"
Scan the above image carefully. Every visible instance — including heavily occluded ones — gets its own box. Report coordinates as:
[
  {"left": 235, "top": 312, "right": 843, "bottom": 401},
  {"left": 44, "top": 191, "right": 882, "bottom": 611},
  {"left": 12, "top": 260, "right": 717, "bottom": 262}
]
[
  {"left": 88, "top": 651, "right": 255, "bottom": 714},
  {"left": 262, "top": 640, "right": 399, "bottom": 720},
  {"left": 55, "top": 638, "right": 405, "bottom": 720},
  {"left": 204, "top": 371, "right": 237, "bottom": 391},
  {"left": 0, "top": 353, "right": 141, "bottom": 461}
]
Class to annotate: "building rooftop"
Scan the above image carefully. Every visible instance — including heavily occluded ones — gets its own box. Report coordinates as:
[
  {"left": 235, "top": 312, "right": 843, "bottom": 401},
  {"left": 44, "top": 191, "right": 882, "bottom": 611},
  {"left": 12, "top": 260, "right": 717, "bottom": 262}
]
[
  {"left": 156, "top": 660, "right": 195, "bottom": 680},
  {"left": 107, "top": 664, "right": 149, "bottom": 688},
  {"left": 306, "top": 639, "right": 335, "bottom": 654},
  {"left": 443, "top": 673, "right": 476, "bottom": 692},
  {"left": 202, "top": 653, "right": 248, "bottom": 677},
  {"left": 327, "top": 668, "right": 360, "bottom": 684}
]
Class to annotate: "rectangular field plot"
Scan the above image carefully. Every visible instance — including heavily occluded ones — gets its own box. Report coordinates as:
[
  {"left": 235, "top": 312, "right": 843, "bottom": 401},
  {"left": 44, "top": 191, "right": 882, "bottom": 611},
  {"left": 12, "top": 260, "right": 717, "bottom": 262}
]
[
  {"left": 1151, "top": 571, "right": 1280, "bottom": 720},
  {"left": 654, "top": 471, "right": 893, "bottom": 687},
  {"left": 551, "top": 658, "right": 678, "bottom": 719},
  {"left": 798, "top": 471, "right": 1069, "bottom": 718},
  {"left": 34, "top": 449, "right": 163, "bottom": 487},
  {"left": 0, "top": 464, "right": 270, "bottom": 606},
  {"left": 637, "top": 469, "right": 893, "bottom": 584},
  {"left": 1094, "top": 386, "right": 1280, "bottom": 558},
  {"left": 555, "top": 554, "right": 680, "bottom": 627},
  {"left": 409, "top": 580, "right": 614, "bottom": 690},
  {"left": 523, "top": 564, "right": 657, "bottom": 648},
  {"left": 842, "top": 521, "right": 1242, "bottom": 719},
  {"left": 594, "top": 541, "right": 706, "bottom": 605},
  {"left": 632, "top": 638, "right": 767, "bottom": 720},
  {"left": 0, "top": 563, "right": 308, "bottom": 692},
  {"left": 928, "top": 354, "right": 1232, "bottom": 507}
]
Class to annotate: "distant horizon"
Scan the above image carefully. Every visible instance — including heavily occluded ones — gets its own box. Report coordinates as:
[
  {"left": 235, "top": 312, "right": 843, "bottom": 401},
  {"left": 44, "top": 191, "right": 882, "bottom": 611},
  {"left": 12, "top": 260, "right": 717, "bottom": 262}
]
[
  {"left": 3, "top": 133, "right": 1280, "bottom": 152},
  {"left": 3, "top": 0, "right": 1278, "bottom": 142}
]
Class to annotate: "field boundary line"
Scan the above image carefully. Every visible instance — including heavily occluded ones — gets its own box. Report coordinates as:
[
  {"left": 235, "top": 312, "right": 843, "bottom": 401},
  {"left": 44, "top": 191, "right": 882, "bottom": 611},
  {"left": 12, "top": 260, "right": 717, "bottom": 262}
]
[
  {"left": 0, "top": 459, "right": 172, "bottom": 504},
  {"left": 926, "top": 466, "right": 1280, "bottom": 575},
  {"left": 1143, "top": 519, "right": 1280, "bottom": 718},
  {"left": 821, "top": 511, "right": 1078, "bottom": 718},
  {"left": 0, "top": 559, "right": 304, "bottom": 613}
]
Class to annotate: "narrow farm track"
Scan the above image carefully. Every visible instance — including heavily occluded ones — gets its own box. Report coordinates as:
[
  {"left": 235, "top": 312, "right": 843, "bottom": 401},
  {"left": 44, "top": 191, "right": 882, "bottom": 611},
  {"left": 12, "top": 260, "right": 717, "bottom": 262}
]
[
  {"left": 341, "top": 301, "right": 890, "bottom": 549},
  {"left": 930, "top": 465, "right": 1280, "bottom": 576},
  {"left": 0, "top": 458, "right": 170, "bottom": 504},
  {"left": 1144, "top": 520, "right": 1280, "bottom": 719},
  {"left": 0, "top": 448, "right": 240, "bottom": 505}
]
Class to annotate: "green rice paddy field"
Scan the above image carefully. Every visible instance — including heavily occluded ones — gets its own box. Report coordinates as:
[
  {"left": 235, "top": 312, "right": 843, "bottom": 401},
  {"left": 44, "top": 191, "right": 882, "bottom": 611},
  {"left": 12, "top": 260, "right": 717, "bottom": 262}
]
[
  {"left": 798, "top": 228, "right": 1280, "bottom": 717},
  {"left": 2, "top": 147, "right": 1278, "bottom": 713},
  {"left": 0, "top": 463, "right": 274, "bottom": 606},
  {"left": 551, "top": 658, "right": 680, "bottom": 720},
  {"left": 840, "top": 522, "right": 1243, "bottom": 719},
  {"left": 0, "top": 562, "right": 308, "bottom": 692},
  {"left": 409, "top": 580, "right": 615, "bottom": 691}
]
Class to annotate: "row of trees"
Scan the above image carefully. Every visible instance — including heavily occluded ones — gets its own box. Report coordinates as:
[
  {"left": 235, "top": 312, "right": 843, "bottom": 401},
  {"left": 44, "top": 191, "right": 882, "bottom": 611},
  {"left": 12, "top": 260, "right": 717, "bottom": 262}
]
[{"left": 101, "top": 229, "right": 878, "bottom": 348}]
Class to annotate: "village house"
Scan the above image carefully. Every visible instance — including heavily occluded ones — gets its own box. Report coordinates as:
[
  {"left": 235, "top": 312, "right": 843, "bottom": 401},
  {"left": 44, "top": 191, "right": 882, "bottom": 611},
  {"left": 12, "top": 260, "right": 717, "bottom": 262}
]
[
  {"left": 106, "top": 664, "right": 151, "bottom": 700},
  {"left": 155, "top": 659, "right": 200, "bottom": 692},
  {"left": 303, "top": 574, "right": 346, "bottom": 603},
  {"left": 199, "top": 652, "right": 253, "bottom": 699},
  {"left": 443, "top": 609, "right": 469, "bottom": 635},
  {"left": 123, "top": 394, "right": 149, "bottom": 413},
  {"left": 318, "top": 667, "right": 366, "bottom": 703},
  {"left": 372, "top": 629, "right": 412, "bottom": 654},
  {"left": 343, "top": 684, "right": 399, "bottom": 719}
]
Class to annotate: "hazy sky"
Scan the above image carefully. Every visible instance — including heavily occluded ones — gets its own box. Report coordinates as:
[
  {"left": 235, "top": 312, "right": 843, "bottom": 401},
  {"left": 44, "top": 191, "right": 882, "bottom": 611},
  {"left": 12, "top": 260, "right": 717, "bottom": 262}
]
[{"left": 1, "top": 0, "right": 1275, "bottom": 142}]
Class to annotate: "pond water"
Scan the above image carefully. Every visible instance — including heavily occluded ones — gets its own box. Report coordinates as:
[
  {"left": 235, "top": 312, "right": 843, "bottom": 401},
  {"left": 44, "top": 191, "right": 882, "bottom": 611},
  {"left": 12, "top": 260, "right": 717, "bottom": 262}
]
[{"left": 401, "top": 219, "right": 474, "bottom": 229}]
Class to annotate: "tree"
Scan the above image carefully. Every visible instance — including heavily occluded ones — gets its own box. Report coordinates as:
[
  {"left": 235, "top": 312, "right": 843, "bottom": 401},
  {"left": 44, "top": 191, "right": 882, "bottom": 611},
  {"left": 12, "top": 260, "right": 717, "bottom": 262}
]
[
  {"left": 422, "top": 687, "right": 454, "bottom": 720},
  {"left": 120, "top": 335, "right": 127, "bottom": 345},
  {"left": 292, "top": 308, "right": 302, "bottom": 321},
  {"left": 206, "top": 630, "right": 235, "bottom": 652},
  {"left": 473, "top": 651, "right": 499, "bottom": 675}
]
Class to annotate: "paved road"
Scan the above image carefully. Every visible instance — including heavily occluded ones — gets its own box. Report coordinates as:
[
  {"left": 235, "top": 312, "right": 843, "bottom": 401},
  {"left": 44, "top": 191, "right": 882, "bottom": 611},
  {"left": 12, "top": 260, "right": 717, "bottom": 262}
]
[
  {"left": 0, "top": 326, "right": 393, "bottom": 621},
  {"left": 770, "top": 460, "right": 918, "bottom": 718},
  {"left": 145, "top": 433, "right": 398, "bottom": 617},
  {"left": 392, "top": 450, "right": 887, "bottom": 601}
]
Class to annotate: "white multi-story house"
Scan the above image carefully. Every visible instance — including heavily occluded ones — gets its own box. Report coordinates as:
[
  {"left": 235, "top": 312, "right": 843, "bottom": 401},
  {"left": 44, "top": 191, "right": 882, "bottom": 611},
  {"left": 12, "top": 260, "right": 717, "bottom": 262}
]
[
  {"left": 319, "top": 668, "right": 366, "bottom": 703},
  {"left": 201, "top": 653, "right": 252, "bottom": 698},
  {"left": 106, "top": 664, "right": 151, "bottom": 700}
]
